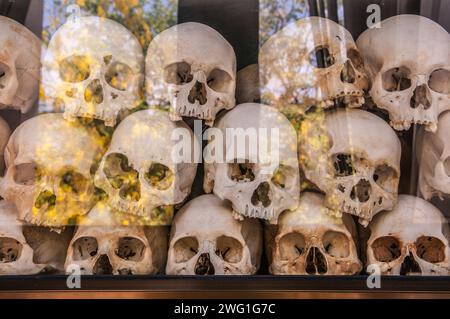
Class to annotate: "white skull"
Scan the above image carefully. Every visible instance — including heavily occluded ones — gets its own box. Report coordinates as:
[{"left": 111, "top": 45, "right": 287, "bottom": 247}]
[
  {"left": 42, "top": 15, "right": 144, "bottom": 126},
  {"left": 0, "top": 200, "right": 71, "bottom": 275},
  {"left": 366, "top": 195, "right": 450, "bottom": 275},
  {"left": 65, "top": 202, "right": 168, "bottom": 275},
  {"left": 0, "top": 16, "right": 41, "bottom": 113},
  {"left": 357, "top": 15, "right": 450, "bottom": 132},
  {"left": 0, "top": 113, "right": 105, "bottom": 227},
  {"left": 266, "top": 192, "right": 362, "bottom": 275},
  {"left": 145, "top": 22, "right": 236, "bottom": 126},
  {"left": 299, "top": 109, "right": 401, "bottom": 227},
  {"left": 0, "top": 116, "right": 10, "bottom": 174},
  {"left": 94, "top": 109, "right": 198, "bottom": 222},
  {"left": 236, "top": 64, "right": 260, "bottom": 104},
  {"left": 166, "top": 194, "right": 262, "bottom": 275},
  {"left": 259, "top": 17, "right": 368, "bottom": 112},
  {"left": 203, "top": 103, "right": 300, "bottom": 223}
]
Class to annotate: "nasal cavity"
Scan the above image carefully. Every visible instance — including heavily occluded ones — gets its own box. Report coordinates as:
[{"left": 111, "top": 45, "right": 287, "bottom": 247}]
[
  {"left": 188, "top": 81, "right": 207, "bottom": 105},
  {"left": 400, "top": 253, "right": 422, "bottom": 275},
  {"left": 340, "top": 60, "right": 356, "bottom": 84},
  {"left": 350, "top": 179, "right": 371, "bottom": 203},
  {"left": 251, "top": 182, "right": 272, "bottom": 207},
  {"left": 84, "top": 79, "right": 104, "bottom": 104},
  {"left": 410, "top": 84, "right": 431, "bottom": 109},
  {"left": 194, "top": 253, "right": 215, "bottom": 275},
  {"left": 93, "top": 254, "right": 113, "bottom": 275},
  {"left": 305, "top": 247, "right": 328, "bottom": 275}
]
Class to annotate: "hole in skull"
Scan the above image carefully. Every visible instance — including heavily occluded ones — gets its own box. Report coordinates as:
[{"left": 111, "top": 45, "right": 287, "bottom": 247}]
[
  {"left": 164, "top": 62, "right": 193, "bottom": 85},
  {"left": 188, "top": 81, "right": 207, "bottom": 105},
  {"left": 13, "top": 162, "right": 40, "bottom": 185},
  {"left": 0, "top": 63, "right": 9, "bottom": 89},
  {"left": 144, "top": 163, "right": 173, "bottom": 190},
  {"left": 228, "top": 162, "right": 255, "bottom": 182},
  {"left": 332, "top": 153, "right": 354, "bottom": 177},
  {"left": 415, "top": 236, "right": 445, "bottom": 263},
  {"left": 251, "top": 182, "right": 272, "bottom": 207},
  {"left": 340, "top": 60, "right": 356, "bottom": 83},
  {"left": 34, "top": 190, "right": 56, "bottom": 210},
  {"left": 382, "top": 67, "right": 412, "bottom": 92},
  {"left": 72, "top": 236, "right": 98, "bottom": 261},
  {"left": 373, "top": 164, "right": 397, "bottom": 192},
  {"left": 215, "top": 236, "right": 243, "bottom": 263},
  {"left": 305, "top": 247, "right": 328, "bottom": 275},
  {"left": 428, "top": 69, "right": 450, "bottom": 94},
  {"left": 194, "top": 253, "right": 215, "bottom": 275},
  {"left": 400, "top": 253, "right": 422, "bottom": 275},
  {"left": 322, "top": 231, "right": 350, "bottom": 258},
  {"left": 59, "top": 55, "right": 91, "bottom": 83},
  {"left": 0, "top": 237, "right": 22, "bottom": 263},
  {"left": 60, "top": 170, "right": 88, "bottom": 194},
  {"left": 93, "top": 254, "right": 113, "bottom": 275},
  {"left": 309, "top": 46, "right": 335, "bottom": 68},
  {"left": 410, "top": 84, "right": 431, "bottom": 109},
  {"left": 103, "top": 55, "right": 113, "bottom": 65},
  {"left": 371, "top": 236, "right": 401, "bottom": 262},
  {"left": 173, "top": 236, "right": 198, "bottom": 263},
  {"left": 347, "top": 49, "right": 365, "bottom": 73},
  {"left": 271, "top": 165, "right": 294, "bottom": 189},
  {"left": 444, "top": 157, "right": 450, "bottom": 177},
  {"left": 350, "top": 179, "right": 371, "bottom": 203},
  {"left": 279, "top": 232, "right": 306, "bottom": 260},
  {"left": 105, "top": 62, "right": 133, "bottom": 91},
  {"left": 207, "top": 68, "right": 233, "bottom": 93},
  {"left": 115, "top": 237, "right": 145, "bottom": 262},
  {"left": 84, "top": 79, "right": 104, "bottom": 104},
  {"left": 104, "top": 153, "right": 140, "bottom": 201}
]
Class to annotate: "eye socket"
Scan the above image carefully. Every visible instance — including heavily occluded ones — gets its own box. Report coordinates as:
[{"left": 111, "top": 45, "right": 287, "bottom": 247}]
[
  {"left": 103, "top": 153, "right": 141, "bottom": 201},
  {"left": 144, "top": 163, "right": 173, "bottom": 190},
  {"left": 322, "top": 231, "right": 350, "bottom": 258},
  {"left": 59, "top": 55, "right": 91, "bottom": 83},
  {"left": 428, "top": 69, "right": 450, "bottom": 94},
  {"left": 382, "top": 67, "right": 412, "bottom": 92},
  {"left": 444, "top": 157, "right": 450, "bottom": 177},
  {"left": 371, "top": 236, "right": 402, "bottom": 262},
  {"left": 271, "top": 164, "right": 295, "bottom": 189},
  {"left": 415, "top": 236, "right": 446, "bottom": 263},
  {"left": 60, "top": 170, "right": 89, "bottom": 194},
  {"left": 373, "top": 164, "right": 398, "bottom": 193},
  {"left": 115, "top": 237, "right": 146, "bottom": 262},
  {"left": 164, "top": 62, "right": 193, "bottom": 85},
  {"left": 207, "top": 68, "right": 233, "bottom": 92},
  {"left": 215, "top": 235, "right": 243, "bottom": 263},
  {"left": 105, "top": 62, "right": 133, "bottom": 91},
  {"left": 309, "top": 46, "right": 335, "bottom": 68},
  {"left": 332, "top": 153, "right": 354, "bottom": 177},
  {"left": 278, "top": 232, "right": 306, "bottom": 261},
  {"left": 173, "top": 236, "right": 198, "bottom": 263},
  {"left": 72, "top": 236, "right": 98, "bottom": 261},
  {"left": 0, "top": 237, "right": 22, "bottom": 263},
  {"left": 228, "top": 161, "right": 256, "bottom": 182},
  {"left": 0, "top": 62, "right": 10, "bottom": 89},
  {"left": 13, "top": 163, "right": 40, "bottom": 186}
]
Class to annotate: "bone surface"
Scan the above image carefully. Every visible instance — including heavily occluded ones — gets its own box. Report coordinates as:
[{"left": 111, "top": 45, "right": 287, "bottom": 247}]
[
  {"left": 146, "top": 22, "right": 236, "bottom": 126},
  {"left": 42, "top": 15, "right": 144, "bottom": 126},
  {"left": 166, "top": 194, "right": 262, "bottom": 275},
  {"left": 357, "top": 14, "right": 450, "bottom": 132},
  {"left": 0, "top": 116, "right": 10, "bottom": 174},
  {"left": 0, "top": 16, "right": 41, "bottom": 113},
  {"left": 236, "top": 64, "right": 260, "bottom": 104},
  {"left": 366, "top": 195, "right": 450, "bottom": 275}
]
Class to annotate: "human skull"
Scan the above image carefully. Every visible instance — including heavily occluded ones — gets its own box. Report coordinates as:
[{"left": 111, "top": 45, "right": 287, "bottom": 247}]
[
  {"left": 266, "top": 192, "right": 362, "bottom": 275},
  {"left": 42, "top": 15, "right": 144, "bottom": 126},
  {"left": 236, "top": 64, "right": 260, "bottom": 104},
  {"left": 0, "top": 116, "right": 10, "bottom": 174},
  {"left": 0, "top": 200, "right": 71, "bottom": 275},
  {"left": 366, "top": 195, "right": 450, "bottom": 275},
  {"left": 65, "top": 202, "right": 167, "bottom": 275},
  {"left": 94, "top": 109, "right": 198, "bottom": 222},
  {"left": 259, "top": 17, "right": 368, "bottom": 112},
  {"left": 0, "top": 113, "right": 105, "bottom": 227},
  {"left": 166, "top": 194, "right": 262, "bottom": 275},
  {"left": 146, "top": 22, "right": 236, "bottom": 126},
  {"left": 357, "top": 15, "right": 450, "bottom": 132},
  {"left": 299, "top": 109, "right": 401, "bottom": 227},
  {"left": 0, "top": 16, "right": 41, "bottom": 113},
  {"left": 203, "top": 103, "right": 300, "bottom": 223}
]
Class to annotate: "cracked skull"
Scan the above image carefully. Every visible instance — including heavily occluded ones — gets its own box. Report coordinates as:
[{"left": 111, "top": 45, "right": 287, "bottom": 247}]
[
  {"left": 166, "top": 194, "right": 262, "bottom": 275},
  {"left": 0, "top": 113, "right": 105, "bottom": 227},
  {"left": 366, "top": 195, "right": 450, "bottom": 275},
  {"left": 266, "top": 192, "right": 362, "bottom": 275},
  {"left": 0, "top": 16, "right": 41, "bottom": 113},
  {"left": 259, "top": 16, "right": 368, "bottom": 112},
  {"left": 357, "top": 15, "right": 450, "bottom": 132},
  {"left": 42, "top": 15, "right": 144, "bottom": 126},
  {"left": 0, "top": 200, "right": 71, "bottom": 275},
  {"left": 146, "top": 22, "right": 236, "bottom": 126},
  {"left": 299, "top": 109, "right": 401, "bottom": 226},
  {"left": 94, "top": 109, "right": 198, "bottom": 222},
  {"left": 65, "top": 202, "right": 167, "bottom": 275},
  {"left": 203, "top": 103, "right": 300, "bottom": 223}
]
